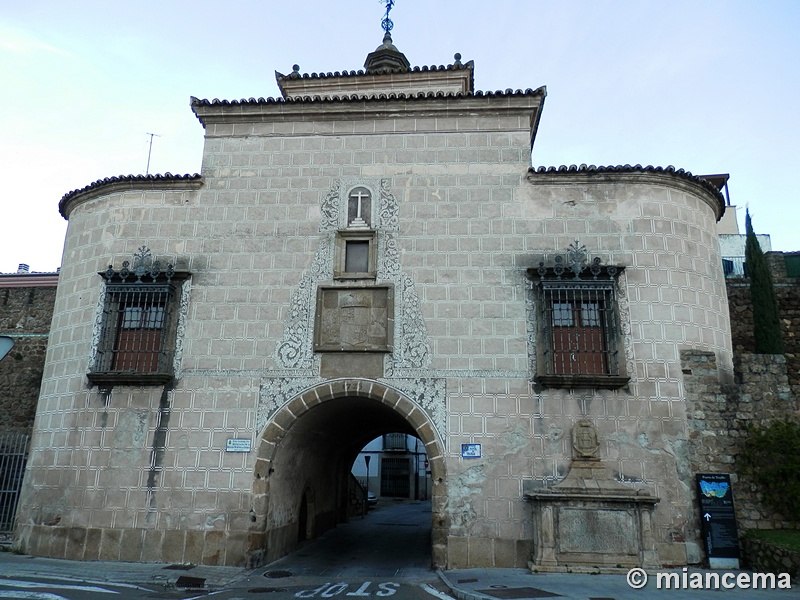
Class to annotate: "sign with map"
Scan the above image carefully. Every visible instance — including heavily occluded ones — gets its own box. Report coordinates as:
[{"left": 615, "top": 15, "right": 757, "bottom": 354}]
[{"left": 696, "top": 473, "right": 740, "bottom": 567}]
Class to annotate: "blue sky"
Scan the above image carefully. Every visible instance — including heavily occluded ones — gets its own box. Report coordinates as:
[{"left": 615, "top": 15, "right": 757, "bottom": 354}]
[{"left": 2, "top": 1, "right": 798, "bottom": 273}]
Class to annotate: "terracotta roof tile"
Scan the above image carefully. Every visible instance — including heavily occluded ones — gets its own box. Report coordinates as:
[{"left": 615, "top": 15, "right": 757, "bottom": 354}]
[
  {"left": 275, "top": 62, "right": 474, "bottom": 81},
  {"left": 190, "top": 87, "right": 545, "bottom": 109},
  {"left": 528, "top": 164, "right": 726, "bottom": 216},
  {"left": 59, "top": 173, "right": 202, "bottom": 219}
]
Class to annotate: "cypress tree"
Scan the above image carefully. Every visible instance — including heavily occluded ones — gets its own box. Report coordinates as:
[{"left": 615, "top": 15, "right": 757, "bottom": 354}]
[{"left": 745, "top": 209, "right": 784, "bottom": 353}]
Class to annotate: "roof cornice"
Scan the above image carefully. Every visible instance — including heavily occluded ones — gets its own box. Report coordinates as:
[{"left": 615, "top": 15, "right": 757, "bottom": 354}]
[
  {"left": 275, "top": 61, "right": 475, "bottom": 85},
  {"left": 59, "top": 174, "right": 203, "bottom": 220},
  {"left": 190, "top": 87, "right": 546, "bottom": 126},
  {"left": 526, "top": 164, "right": 726, "bottom": 221}
]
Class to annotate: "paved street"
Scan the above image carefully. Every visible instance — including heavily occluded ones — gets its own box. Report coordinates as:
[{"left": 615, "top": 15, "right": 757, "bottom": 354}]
[
  {"left": 1, "top": 500, "right": 796, "bottom": 599},
  {"left": 257, "top": 499, "right": 433, "bottom": 578}
]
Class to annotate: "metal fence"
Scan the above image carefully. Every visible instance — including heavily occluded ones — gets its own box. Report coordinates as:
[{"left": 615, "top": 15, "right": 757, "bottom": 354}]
[{"left": 0, "top": 433, "right": 30, "bottom": 532}]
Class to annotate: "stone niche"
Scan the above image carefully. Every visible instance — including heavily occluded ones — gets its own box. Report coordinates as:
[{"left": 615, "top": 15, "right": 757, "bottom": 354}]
[{"left": 524, "top": 420, "right": 659, "bottom": 570}]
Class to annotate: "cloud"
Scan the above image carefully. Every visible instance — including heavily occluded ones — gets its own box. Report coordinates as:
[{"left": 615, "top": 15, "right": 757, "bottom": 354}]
[{"left": 0, "top": 24, "right": 72, "bottom": 57}]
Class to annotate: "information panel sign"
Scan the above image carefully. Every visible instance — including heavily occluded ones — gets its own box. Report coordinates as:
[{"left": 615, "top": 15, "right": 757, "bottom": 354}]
[
  {"left": 226, "top": 438, "right": 252, "bottom": 453},
  {"left": 461, "top": 443, "right": 481, "bottom": 458},
  {"left": 695, "top": 473, "right": 740, "bottom": 568}
]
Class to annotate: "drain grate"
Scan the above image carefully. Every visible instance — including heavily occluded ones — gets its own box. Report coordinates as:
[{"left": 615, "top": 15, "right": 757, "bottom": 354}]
[
  {"left": 477, "top": 587, "right": 561, "bottom": 599},
  {"left": 175, "top": 576, "right": 206, "bottom": 589},
  {"left": 264, "top": 570, "right": 292, "bottom": 579},
  {"left": 249, "top": 588, "right": 288, "bottom": 593},
  {"left": 163, "top": 564, "right": 195, "bottom": 570}
]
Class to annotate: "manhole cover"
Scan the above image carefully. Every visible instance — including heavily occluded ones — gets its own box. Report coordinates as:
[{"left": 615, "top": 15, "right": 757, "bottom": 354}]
[
  {"left": 249, "top": 588, "right": 287, "bottom": 594},
  {"left": 264, "top": 570, "right": 292, "bottom": 579},
  {"left": 477, "top": 588, "right": 561, "bottom": 599}
]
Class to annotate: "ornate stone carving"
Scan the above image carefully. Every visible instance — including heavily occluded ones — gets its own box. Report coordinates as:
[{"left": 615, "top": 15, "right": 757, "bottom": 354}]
[
  {"left": 87, "top": 285, "right": 107, "bottom": 373},
  {"left": 615, "top": 271, "right": 637, "bottom": 382},
  {"left": 319, "top": 181, "right": 341, "bottom": 232},
  {"left": 271, "top": 179, "right": 436, "bottom": 433},
  {"left": 379, "top": 377, "right": 446, "bottom": 438},
  {"left": 572, "top": 419, "right": 600, "bottom": 459},
  {"left": 531, "top": 239, "right": 618, "bottom": 281},
  {"left": 314, "top": 286, "right": 393, "bottom": 351},
  {"left": 524, "top": 281, "right": 538, "bottom": 378},
  {"left": 378, "top": 179, "right": 399, "bottom": 231},
  {"left": 393, "top": 274, "right": 431, "bottom": 370},
  {"left": 172, "top": 279, "right": 192, "bottom": 377},
  {"left": 257, "top": 376, "right": 321, "bottom": 434},
  {"left": 275, "top": 235, "right": 333, "bottom": 370}
]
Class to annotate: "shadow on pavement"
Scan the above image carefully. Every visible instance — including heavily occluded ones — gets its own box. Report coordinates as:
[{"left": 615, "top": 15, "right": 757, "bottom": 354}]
[{"left": 258, "top": 499, "right": 433, "bottom": 578}]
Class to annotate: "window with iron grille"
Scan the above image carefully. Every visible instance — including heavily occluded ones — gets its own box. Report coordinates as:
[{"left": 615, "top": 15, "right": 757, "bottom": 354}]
[
  {"left": 88, "top": 246, "right": 183, "bottom": 388},
  {"left": 382, "top": 432, "right": 407, "bottom": 451},
  {"left": 528, "top": 241, "right": 630, "bottom": 389}
]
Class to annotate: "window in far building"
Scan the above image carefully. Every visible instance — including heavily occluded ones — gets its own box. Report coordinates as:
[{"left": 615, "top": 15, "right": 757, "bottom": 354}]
[{"left": 528, "top": 241, "right": 629, "bottom": 389}]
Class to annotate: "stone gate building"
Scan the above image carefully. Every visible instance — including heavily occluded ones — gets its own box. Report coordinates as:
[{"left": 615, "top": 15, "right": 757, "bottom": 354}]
[{"left": 14, "top": 33, "right": 733, "bottom": 569}]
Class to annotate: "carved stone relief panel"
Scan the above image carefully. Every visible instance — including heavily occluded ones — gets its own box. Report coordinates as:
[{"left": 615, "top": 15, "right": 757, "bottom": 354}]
[
  {"left": 314, "top": 285, "right": 394, "bottom": 352},
  {"left": 266, "top": 179, "right": 441, "bottom": 438}
]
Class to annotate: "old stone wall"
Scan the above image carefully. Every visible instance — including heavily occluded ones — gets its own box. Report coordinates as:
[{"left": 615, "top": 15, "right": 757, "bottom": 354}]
[
  {"left": 726, "top": 251, "right": 800, "bottom": 396},
  {"left": 741, "top": 535, "right": 800, "bottom": 581},
  {"left": 683, "top": 350, "right": 799, "bottom": 539},
  {"left": 0, "top": 283, "right": 57, "bottom": 436}
]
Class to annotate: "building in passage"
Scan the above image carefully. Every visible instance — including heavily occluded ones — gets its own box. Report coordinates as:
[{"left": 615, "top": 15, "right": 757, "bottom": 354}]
[{"left": 14, "top": 30, "right": 742, "bottom": 569}]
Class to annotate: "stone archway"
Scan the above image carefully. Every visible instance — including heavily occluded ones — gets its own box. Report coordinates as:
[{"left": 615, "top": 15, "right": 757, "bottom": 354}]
[{"left": 251, "top": 378, "right": 447, "bottom": 567}]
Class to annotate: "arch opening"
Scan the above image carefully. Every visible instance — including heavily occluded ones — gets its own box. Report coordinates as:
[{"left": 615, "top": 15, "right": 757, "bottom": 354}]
[{"left": 251, "top": 380, "right": 446, "bottom": 567}]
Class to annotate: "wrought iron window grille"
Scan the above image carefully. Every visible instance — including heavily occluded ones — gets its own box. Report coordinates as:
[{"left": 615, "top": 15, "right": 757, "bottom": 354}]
[
  {"left": 527, "top": 241, "right": 629, "bottom": 389},
  {"left": 88, "top": 246, "right": 183, "bottom": 389}
]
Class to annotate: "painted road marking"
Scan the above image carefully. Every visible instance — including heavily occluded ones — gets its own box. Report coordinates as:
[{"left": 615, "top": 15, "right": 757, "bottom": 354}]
[
  {"left": 295, "top": 582, "right": 399, "bottom": 598},
  {"left": 0, "top": 592, "right": 68, "bottom": 600},
  {"left": 0, "top": 581, "right": 117, "bottom": 595}
]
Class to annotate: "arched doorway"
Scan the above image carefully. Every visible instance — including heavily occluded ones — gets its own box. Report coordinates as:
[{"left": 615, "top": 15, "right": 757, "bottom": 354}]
[{"left": 251, "top": 379, "right": 447, "bottom": 567}]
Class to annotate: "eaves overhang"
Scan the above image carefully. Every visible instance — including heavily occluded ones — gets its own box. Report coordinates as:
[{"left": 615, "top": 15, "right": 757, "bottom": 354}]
[
  {"left": 276, "top": 60, "right": 476, "bottom": 99},
  {"left": 526, "top": 164, "right": 727, "bottom": 221},
  {"left": 190, "top": 87, "right": 547, "bottom": 126},
  {"left": 59, "top": 174, "right": 203, "bottom": 220}
]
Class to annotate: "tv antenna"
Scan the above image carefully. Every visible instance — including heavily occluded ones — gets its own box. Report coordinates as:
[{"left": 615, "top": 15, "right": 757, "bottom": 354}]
[{"left": 145, "top": 132, "right": 161, "bottom": 175}]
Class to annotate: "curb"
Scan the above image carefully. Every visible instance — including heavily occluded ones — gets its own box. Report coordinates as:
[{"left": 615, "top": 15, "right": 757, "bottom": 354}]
[{"left": 436, "top": 569, "right": 497, "bottom": 600}]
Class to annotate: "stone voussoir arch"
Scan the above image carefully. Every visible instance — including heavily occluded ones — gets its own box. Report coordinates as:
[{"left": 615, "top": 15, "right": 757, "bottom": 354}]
[
  {"left": 251, "top": 379, "right": 448, "bottom": 548},
  {"left": 253, "top": 378, "right": 445, "bottom": 482}
]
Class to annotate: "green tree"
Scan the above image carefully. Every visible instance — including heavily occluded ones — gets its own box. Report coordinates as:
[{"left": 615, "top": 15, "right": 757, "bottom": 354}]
[
  {"left": 745, "top": 210, "right": 784, "bottom": 354},
  {"left": 739, "top": 420, "right": 800, "bottom": 521}
]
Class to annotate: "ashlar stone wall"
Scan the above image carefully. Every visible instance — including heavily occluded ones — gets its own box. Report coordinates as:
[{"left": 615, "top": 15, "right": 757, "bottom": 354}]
[{"left": 16, "top": 90, "right": 731, "bottom": 569}]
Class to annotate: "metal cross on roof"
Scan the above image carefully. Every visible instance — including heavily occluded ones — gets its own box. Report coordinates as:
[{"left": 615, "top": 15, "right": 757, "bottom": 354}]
[{"left": 380, "top": 0, "right": 395, "bottom": 33}]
